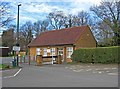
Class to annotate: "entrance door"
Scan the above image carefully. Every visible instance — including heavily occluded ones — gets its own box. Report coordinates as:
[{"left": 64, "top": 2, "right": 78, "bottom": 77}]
[{"left": 58, "top": 48, "right": 64, "bottom": 62}]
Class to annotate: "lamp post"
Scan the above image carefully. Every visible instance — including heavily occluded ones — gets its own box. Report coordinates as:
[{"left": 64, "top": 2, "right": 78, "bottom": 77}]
[
  {"left": 16, "top": 4, "right": 21, "bottom": 45},
  {"left": 16, "top": 4, "right": 21, "bottom": 67}
]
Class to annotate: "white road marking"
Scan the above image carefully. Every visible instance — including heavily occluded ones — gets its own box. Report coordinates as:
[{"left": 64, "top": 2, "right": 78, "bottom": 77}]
[
  {"left": 2, "top": 70, "right": 11, "bottom": 72},
  {"left": 104, "top": 68, "right": 110, "bottom": 70},
  {"left": 108, "top": 73, "right": 118, "bottom": 75},
  {"left": 98, "top": 71, "right": 102, "bottom": 74},
  {"left": 73, "top": 69, "right": 83, "bottom": 72},
  {"left": 65, "top": 67, "right": 68, "bottom": 69},
  {"left": 3, "top": 76, "right": 14, "bottom": 78},
  {"left": 13, "top": 69, "right": 22, "bottom": 77},
  {"left": 86, "top": 69, "right": 92, "bottom": 71},
  {"left": 111, "top": 68, "right": 117, "bottom": 69},
  {"left": 3, "top": 68, "right": 22, "bottom": 79},
  {"left": 106, "top": 71, "right": 109, "bottom": 72}
]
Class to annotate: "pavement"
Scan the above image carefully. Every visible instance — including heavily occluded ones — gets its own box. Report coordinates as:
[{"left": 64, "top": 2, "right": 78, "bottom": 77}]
[{"left": 2, "top": 63, "right": 118, "bottom": 87}]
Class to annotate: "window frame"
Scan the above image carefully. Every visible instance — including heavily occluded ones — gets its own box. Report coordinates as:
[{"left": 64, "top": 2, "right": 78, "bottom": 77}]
[
  {"left": 36, "top": 48, "right": 41, "bottom": 55},
  {"left": 50, "top": 48, "right": 56, "bottom": 56},
  {"left": 66, "top": 47, "right": 73, "bottom": 58},
  {"left": 43, "top": 48, "right": 47, "bottom": 56}
]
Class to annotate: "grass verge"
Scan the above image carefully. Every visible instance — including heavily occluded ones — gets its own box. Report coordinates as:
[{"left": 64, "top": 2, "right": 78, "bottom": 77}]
[{"left": 0, "top": 64, "right": 21, "bottom": 70}]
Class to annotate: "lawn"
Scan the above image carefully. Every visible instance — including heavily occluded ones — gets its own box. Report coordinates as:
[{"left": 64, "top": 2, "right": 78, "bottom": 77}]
[{"left": 0, "top": 64, "right": 10, "bottom": 69}]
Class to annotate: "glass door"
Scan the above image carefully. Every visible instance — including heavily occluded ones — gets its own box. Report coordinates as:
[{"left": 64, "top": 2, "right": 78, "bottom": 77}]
[{"left": 58, "top": 48, "right": 64, "bottom": 62}]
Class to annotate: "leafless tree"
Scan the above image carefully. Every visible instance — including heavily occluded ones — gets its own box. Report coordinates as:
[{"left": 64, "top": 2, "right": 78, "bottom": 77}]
[
  {"left": 33, "top": 20, "right": 49, "bottom": 36},
  {"left": 19, "top": 21, "right": 33, "bottom": 50},
  {"left": 74, "top": 11, "right": 91, "bottom": 26},
  {"left": 47, "top": 10, "right": 67, "bottom": 30},
  {"left": 0, "top": 2, "right": 14, "bottom": 27},
  {"left": 90, "top": 1, "right": 120, "bottom": 45}
]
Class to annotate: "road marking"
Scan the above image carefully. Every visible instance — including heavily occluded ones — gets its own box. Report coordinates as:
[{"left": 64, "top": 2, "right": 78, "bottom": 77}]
[
  {"left": 2, "top": 70, "right": 11, "bottom": 72},
  {"left": 65, "top": 67, "right": 68, "bottom": 69},
  {"left": 14, "top": 69, "right": 22, "bottom": 77},
  {"left": 108, "top": 73, "right": 118, "bottom": 75},
  {"left": 86, "top": 69, "right": 92, "bottom": 71},
  {"left": 3, "top": 76, "right": 14, "bottom": 78},
  {"left": 73, "top": 69, "right": 83, "bottom": 72},
  {"left": 111, "top": 68, "right": 117, "bottom": 69},
  {"left": 104, "top": 68, "right": 110, "bottom": 70},
  {"left": 3, "top": 68, "right": 22, "bottom": 79},
  {"left": 98, "top": 71, "right": 103, "bottom": 74}
]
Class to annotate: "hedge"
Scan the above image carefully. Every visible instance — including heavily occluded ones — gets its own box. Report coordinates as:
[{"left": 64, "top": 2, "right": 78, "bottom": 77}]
[{"left": 71, "top": 46, "right": 119, "bottom": 64}]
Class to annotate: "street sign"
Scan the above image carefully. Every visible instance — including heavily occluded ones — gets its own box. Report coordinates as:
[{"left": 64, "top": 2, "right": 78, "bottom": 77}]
[{"left": 12, "top": 46, "right": 20, "bottom": 52}]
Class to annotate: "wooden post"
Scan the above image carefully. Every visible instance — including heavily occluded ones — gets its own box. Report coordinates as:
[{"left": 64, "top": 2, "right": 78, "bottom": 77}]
[
  {"left": 64, "top": 47, "right": 66, "bottom": 62},
  {"left": 28, "top": 55, "right": 30, "bottom": 65},
  {"left": 23, "top": 56, "right": 25, "bottom": 63},
  {"left": 57, "top": 55, "right": 62, "bottom": 64}
]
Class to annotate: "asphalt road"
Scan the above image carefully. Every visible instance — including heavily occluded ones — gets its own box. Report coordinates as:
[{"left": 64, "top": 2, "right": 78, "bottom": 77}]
[{"left": 2, "top": 63, "right": 118, "bottom": 87}]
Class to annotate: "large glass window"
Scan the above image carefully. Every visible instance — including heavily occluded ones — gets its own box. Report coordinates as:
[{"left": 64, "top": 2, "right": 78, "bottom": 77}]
[
  {"left": 50, "top": 48, "right": 55, "bottom": 56},
  {"left": 43, "top": 48, "right": 47, "bottom": 56},
  {"left": 36, "top": 48, "right": 40, "bottom": 55},
  {"left": 67, "top": 47, "right": 73, "bottom": 58}
]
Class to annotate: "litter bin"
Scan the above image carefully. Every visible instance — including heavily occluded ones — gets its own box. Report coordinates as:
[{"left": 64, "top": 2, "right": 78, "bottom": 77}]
[{"left": 12, "top": 59, "right": 16, "bottom": 67}]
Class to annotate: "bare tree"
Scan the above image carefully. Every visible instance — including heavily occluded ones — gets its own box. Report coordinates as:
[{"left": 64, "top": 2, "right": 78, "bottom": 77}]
[
  {"left": 47, "top": 10, "right": 67, "bottom": 30},
  {"left": 90, "top": 1, "right": 120, "bottom": 45},
  {"left": 76, "top": 11, "right": 91, "bottom": 26},
  {"left": 0, "top": 2, "right": 14, "bottom": 27},
  {"left": 33, "top": 20, "right": 49, "bottom": 36},
  {"left": 19, "top": 21, "right": 33, "bottom": 50},
  {"left": 63, "top": 11, "right": 92, "bottom": 28}
]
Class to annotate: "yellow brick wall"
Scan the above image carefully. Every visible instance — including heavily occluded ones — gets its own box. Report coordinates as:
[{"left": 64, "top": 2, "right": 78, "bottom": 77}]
[
  {"left": 29, "top": 47, "right": 36, "bottom": 56},
  {"left": 29, "top": 46, "right": 73, "bottom": 62},
  {"left": 29, "top": 28, "right": 96, "bottom": 63},
  {"left": 75, "top": 27, "right": 96, "bottom": 49}
]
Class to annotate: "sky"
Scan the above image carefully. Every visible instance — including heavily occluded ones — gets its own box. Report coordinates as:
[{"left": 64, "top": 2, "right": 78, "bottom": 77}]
[{"left": 0, "top": 0, "right": 103, "bottom": 34}]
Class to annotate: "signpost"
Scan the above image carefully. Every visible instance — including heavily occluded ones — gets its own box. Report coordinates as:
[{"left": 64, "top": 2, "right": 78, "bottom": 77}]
[
  {"left": 13, "top": 46, "right": 20, "bottom": 52},
  {"left": 13, "top": 46, "right": 20, "bottom": 66}
]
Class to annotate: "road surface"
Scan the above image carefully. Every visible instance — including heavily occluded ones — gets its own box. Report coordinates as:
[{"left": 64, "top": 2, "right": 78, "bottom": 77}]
[{"left": 2, "top": 63, "right": 118, "bottom": 87}]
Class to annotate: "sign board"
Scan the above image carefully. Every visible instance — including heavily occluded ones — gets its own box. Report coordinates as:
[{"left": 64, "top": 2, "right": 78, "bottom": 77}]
[{"left": 12, "top": 46, "right": 20, "bottom": 52}]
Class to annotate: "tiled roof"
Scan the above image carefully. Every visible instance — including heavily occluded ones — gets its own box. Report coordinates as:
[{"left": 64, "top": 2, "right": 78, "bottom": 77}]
[{"left": 28, "top": 26, "right": 89, "bottom": 47}]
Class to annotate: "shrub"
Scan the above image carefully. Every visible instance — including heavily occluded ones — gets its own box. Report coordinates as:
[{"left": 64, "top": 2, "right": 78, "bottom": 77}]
[{"left": 71, "top": 46, "right": 119, "bottom": 64}]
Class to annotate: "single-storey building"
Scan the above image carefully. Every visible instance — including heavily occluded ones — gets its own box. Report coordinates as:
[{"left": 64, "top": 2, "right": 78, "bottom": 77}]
[
  {"left": 28, "top": 25, "right": 97, "bottom": 62},
  {"left": 0, "top": 47, "right": 9, "bottom": 57}
]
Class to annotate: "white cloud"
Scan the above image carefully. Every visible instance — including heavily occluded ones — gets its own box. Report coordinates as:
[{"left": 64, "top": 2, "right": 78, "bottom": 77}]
[
  {"left": 13, "top": 14, "right": 37, "bottom": 25},
  {"left": 2, "top": 0, "right": 102, "bottom": 3},
  {"left": 1, "top": 0, "right": 103, "bottom": 26},
  {"left": 23, "top": 3, "right": 59, "bottom": 13},
  {"left": 20, "top": 15, "right": 37, "bottom": 23},
  {"left": 71, "top": 0, "right": 101, "bottom": 5}
]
